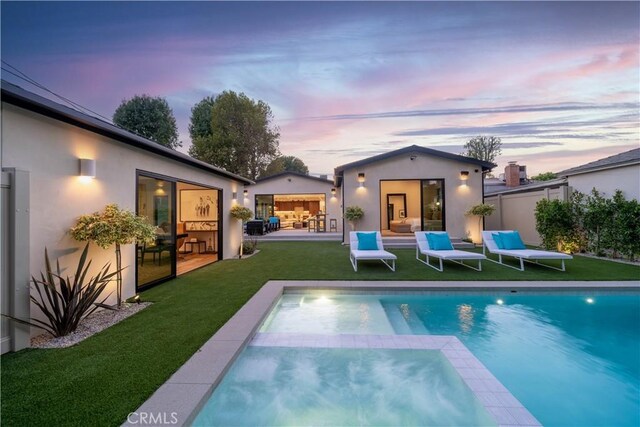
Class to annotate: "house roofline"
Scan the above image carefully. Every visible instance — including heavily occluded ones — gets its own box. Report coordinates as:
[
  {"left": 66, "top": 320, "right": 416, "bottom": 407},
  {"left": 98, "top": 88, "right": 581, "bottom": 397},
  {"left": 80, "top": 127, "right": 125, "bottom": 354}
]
[
  {"left": 333, "top": 145, "right": 495, "bottom": 187},
  {"left": 252, "top": 171, "right": 334, "bottom": 186},
  {"left": 1, "top": 80, "right": 254, "bottom": 185},
  {"left": 558, "top": 159, "right": 640, "bottom": 178}
]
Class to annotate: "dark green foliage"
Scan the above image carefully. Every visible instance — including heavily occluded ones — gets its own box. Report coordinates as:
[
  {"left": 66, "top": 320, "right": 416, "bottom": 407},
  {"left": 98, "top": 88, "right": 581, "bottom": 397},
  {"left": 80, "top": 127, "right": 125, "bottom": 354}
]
[
  {"left": 4, "top": 244, "right": 118, "bottom": 337},
  {"left": 461, "top": 135, "right": 502, "bottom": 163},
  {"left": 113, "top": 95, "right": 180, "bottom": 149},
  {"left": 2, "top": 242, "right": 639, "bottom": 426},
  {"left": 188, "top": 91, "right": 280, "bottom": 180},
  {"left": 536, "top": 189, "right": 640, "bottom": 260},
  {"left": 188, "top": 96, "right": 216, "bottom": 141},
  {"left": 261, "top": 156, "right": 309, "bottom": 178},
  {"left": 531, "top": 172, "right": 557, "bottom": 181}
]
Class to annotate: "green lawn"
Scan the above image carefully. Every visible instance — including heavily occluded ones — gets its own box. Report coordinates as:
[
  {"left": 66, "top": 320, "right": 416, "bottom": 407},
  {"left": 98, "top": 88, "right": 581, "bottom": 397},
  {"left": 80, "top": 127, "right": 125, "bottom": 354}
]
[{"left": 2, "top": 241, "right": 638, "bottom": 426}]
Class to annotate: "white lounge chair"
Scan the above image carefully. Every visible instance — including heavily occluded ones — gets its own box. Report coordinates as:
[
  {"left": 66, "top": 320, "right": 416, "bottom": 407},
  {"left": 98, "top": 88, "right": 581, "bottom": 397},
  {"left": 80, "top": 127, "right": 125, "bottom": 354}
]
[
  {"left": 481, "top": 230, "right": 572, "bottom": 271},
  {"left": 415, "top": 231, "right": 485, "bottom": 272},
  {"left": 349, "top": 231, "right": 397, "bottom": 272}
]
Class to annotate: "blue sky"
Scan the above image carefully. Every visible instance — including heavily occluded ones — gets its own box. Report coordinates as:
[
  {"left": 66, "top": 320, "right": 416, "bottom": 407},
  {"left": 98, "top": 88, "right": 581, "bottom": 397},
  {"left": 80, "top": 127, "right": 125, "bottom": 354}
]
[{"left": 2, "top": 1, "right": 638, "bottom": 176}]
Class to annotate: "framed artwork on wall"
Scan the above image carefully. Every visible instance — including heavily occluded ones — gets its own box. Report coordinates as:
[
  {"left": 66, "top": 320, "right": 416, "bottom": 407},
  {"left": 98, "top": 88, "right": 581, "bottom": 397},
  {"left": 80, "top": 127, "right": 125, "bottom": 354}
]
[
  {"left": 180, "top": 189, "right": 218, "bottom": 222},
  {"left": 399, "top": 209, "right": 406, "bottom": 218}
]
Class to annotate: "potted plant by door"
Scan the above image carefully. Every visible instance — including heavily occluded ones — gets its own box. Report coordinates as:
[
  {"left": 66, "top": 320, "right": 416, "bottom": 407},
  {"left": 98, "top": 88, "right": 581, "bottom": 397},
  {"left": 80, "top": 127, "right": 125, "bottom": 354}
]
[
  {"left": 465, "top": 203, "right": 496, "bottom": 243},
  {"left": 344, "top": 206, "right": 364, "bottom": 231}
]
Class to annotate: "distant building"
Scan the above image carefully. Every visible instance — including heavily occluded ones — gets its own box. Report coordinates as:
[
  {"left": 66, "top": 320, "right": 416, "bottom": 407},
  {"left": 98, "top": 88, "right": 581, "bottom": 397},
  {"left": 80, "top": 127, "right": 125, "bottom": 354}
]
[{"left": 558, "top": 148, "right": 640, "bottom": 200}]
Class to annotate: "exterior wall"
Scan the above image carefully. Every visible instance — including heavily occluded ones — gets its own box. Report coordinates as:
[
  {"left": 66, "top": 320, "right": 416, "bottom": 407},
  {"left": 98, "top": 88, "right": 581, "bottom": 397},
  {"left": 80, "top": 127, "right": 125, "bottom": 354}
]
[
  {"left": 567, "top": 165, "right": 640, "bottom": 200},
  {"left": 1, "top": 103, "right": 243, "bottom": 334},
  {"left": 244, "top": 174, "right": 342, "bottom": 231},
  {"left": 341, "top": 154, "right": 484, "bottom": 243},
  {"left": 485, "top": 186, "right": 567, "bottom": 245}
]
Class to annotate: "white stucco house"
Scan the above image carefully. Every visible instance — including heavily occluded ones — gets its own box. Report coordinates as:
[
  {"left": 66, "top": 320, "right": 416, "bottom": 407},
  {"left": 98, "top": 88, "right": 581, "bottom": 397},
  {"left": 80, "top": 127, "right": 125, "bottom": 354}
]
[
  {"left": 244, "top": 171, "right": 342, "bottom": 232},
  {"left": 1, "top": 80, "right": 252, "bottom": 352},
  {"left": 334, "top": 145, "right": 495, "bottom": 244},
  {"left": 558, "top": 147, "right": 640, "bottom": 200}
]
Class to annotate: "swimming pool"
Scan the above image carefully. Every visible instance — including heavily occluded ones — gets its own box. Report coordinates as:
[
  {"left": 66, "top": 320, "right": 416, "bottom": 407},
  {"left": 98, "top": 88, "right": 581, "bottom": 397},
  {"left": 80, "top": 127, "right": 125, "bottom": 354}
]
[{"left": 192, "top": 289, "right": 640, "bottom": 426}]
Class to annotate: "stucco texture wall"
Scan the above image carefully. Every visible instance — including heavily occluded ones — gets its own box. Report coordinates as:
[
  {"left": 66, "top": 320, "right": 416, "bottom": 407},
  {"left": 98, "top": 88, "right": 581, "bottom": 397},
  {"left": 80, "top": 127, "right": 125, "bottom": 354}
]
[
  {"left": 1, "top": 103, "right": 243, "bottom": 327},
  {"left": 244, "top": 174, "right": 342, "bottom": 231},
  {"left": 567, "top": 165, "right": 640, "bottom": 201},
  {"left": 485, "top": 187, "right": 566, "bottom": 245},
  {"left": 341, "top": 153, "right": 484, "bottom": 243}
]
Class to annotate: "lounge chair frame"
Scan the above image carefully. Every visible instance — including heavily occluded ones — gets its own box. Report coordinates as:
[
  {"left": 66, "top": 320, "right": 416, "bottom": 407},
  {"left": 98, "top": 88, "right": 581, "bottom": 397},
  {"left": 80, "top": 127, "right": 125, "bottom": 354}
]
[
  {"left": 481, "top": 231, "right": 571, "bottom": 272},
  {"left": 415, "top": 232, "right": 485, "bottom": 272},
  {"left": 349, "top": 232, "right": 397, "bottom": 272}
]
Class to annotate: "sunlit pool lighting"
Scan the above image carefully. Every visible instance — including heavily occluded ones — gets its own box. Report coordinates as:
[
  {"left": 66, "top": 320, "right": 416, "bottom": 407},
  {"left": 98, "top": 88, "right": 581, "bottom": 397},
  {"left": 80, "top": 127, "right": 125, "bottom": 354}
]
[
  {"left": 586, "top": 298, "right": 594, "bottom": 304},
  {"left": 496, "top": 299, "right": 504, "bottom": 305}
]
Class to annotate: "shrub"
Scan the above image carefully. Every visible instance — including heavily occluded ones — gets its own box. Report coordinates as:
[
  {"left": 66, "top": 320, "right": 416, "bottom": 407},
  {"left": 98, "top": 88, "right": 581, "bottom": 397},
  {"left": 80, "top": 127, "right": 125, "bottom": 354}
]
[
  {"left": 241, "top": 237, "right": 258, "bottom": 255},
  {"left": 535, "top": 196, "right": 583, "bottom": 253},
  {"left": 70, "top": 204, "right": 156, "bottom": 308},
  {"left": 344, "top": 206, "right": 364, "bottom": 231},
  {"left": 4, "top": 244, "right": 119, "bottom": 337}
]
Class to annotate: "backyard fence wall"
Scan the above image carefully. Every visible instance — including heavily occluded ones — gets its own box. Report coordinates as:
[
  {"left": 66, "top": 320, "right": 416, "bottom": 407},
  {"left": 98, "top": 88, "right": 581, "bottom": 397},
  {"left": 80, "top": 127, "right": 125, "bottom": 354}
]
[{"left": 484, "top": 185, "right": 569, "bottom": 246}]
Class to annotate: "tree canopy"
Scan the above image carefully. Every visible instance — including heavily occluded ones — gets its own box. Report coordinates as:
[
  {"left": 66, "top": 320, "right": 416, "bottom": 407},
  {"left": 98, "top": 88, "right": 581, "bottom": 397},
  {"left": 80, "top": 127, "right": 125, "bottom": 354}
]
[
  {"left": 188, "top": 91, "right": 280, "bottom": 180},
  {"left": 261, "top": 156, "right": 309, "bottom": 178},
  {"left": 113, "top": 95, "right": 180, "bottom": 149},
  {"left": 188, "top": 96, "right": 216, "bottom": 141},
  {"left": 461, "top": 135, "right": 502, "bottom": 164},
  {"left": 531, "top": 172, "right": 557, "bottom": 181}
]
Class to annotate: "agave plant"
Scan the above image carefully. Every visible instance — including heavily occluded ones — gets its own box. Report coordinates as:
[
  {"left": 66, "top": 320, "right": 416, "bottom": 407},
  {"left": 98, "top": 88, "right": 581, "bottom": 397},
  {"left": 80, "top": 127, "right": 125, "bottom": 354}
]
[{"left": 5, "top": 244, "right": 119, "bottom": 337}]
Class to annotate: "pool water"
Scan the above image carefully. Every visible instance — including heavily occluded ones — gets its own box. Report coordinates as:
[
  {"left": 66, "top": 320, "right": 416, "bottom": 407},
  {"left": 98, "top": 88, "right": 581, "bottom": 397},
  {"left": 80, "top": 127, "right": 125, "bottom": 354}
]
[
  {"left": 258, "top": 292, "right": 640, "bottom": 427},
  {"left": 192, "top": 347, "right": 496, "bottom": 427}
]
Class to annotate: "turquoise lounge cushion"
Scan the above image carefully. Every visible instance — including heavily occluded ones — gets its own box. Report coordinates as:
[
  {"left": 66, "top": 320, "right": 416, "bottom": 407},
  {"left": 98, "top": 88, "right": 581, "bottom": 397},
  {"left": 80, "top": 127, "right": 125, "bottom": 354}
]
[
  {"left": 427, "top": 233, "right": 453, "bottom": 250},
  {"left": 499, "top": 231, "right": 526, "bottom": 250},
  {"left": 492, "top": 233, "right": 505, "bottom": 249},
  {"left": 357, "top": 232, "right": 378, "bottom": 250}
]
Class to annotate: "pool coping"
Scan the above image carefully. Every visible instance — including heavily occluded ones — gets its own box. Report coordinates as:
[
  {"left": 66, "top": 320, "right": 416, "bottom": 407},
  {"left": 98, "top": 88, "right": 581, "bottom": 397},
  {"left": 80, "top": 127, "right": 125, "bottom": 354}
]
[{"left": 124, "top": 280, "right": 640, "bottom": 427}]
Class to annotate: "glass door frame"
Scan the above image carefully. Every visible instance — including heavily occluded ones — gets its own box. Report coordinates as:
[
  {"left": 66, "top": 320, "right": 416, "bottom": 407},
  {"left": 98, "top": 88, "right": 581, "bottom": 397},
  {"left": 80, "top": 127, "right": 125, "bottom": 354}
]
[
  {"left": 135, "top": 170, "right": 224, "bottom": 292},
  {"left": 420, "top": 178, "right": 446, "bottom": 231},
  {"left": 136, "top": 171, "right": 177, "bottom": 291},
  {"left": 378, "top": 178, "right": 447, "bottom": 232}
]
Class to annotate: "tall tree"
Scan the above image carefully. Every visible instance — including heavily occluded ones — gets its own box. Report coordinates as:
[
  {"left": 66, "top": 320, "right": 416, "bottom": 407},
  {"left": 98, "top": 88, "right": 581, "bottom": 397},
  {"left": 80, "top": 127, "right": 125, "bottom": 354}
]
[
  {"left": 188, "top": 91, "right": 280, "bottom": 180},
  {"left": 113, "top": 95, "right": 180, "bottom": 149},
  {"left": 188, "top": 96, "right": 216, "bottom": 141},
  {"left": 461, "top": 135, "right": 502, "bottom": 164},
  {"left": 261, "top": 156, "right": 309, "bottom": 178}
]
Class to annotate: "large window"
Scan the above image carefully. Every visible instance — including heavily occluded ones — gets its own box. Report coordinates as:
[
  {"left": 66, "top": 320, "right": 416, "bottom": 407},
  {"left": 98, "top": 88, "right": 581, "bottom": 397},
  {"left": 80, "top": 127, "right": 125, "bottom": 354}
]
[
  {"left": 255, "top": 195, "right": 274, "bottom": 219},
  {"left": 137, "top": 174, "right": 176, "bottom": 288},
  {"left": 421, "top": 179, "right": 445, "bottom": 231}
]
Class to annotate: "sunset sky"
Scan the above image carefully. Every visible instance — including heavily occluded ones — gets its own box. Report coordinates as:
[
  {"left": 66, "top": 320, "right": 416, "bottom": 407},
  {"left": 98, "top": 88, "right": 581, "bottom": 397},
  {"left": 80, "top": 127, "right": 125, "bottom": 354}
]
[{"left": 2, "top": 1, "right": 638, "bottom": 176}]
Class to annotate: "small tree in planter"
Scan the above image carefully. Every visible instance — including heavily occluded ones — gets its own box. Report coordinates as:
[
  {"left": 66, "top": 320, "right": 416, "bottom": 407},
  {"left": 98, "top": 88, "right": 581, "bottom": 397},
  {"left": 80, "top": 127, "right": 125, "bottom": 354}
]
[
  {"left": 70, "top": 204, "right": 156, "bottom": 308},
  {"left": 345, "top": 206, "right": 364, "bottom": 231},
  {"left": 465, "top": 203, "right": 496, "bottom": 243},
  {"left": 230, "top": 205, "right": 253, "bottom": 258}
]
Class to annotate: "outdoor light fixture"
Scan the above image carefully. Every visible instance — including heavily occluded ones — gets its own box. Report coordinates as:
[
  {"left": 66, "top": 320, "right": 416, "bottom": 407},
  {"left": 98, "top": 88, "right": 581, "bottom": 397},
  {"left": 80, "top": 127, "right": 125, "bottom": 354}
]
[
  {"left": 134, "top": 295, "right": 141, "bottom": 304},
  {"left": 357, "top": 172, "right": 365, "bottom": 187},
  {"left": 79, "top": 158, "right": 96, "bottom": 179},
  {"left": 331, "top": 187, "right": 336, "bottom": 196},
  {"left": 232, "top": 191, "right": 238, "bottom": 199},
  {"left": 243, "top": 189, "right": 248, "bottom": 197},
  {"left": 460, "top": 170, "right": 470, "bottom": 180}
]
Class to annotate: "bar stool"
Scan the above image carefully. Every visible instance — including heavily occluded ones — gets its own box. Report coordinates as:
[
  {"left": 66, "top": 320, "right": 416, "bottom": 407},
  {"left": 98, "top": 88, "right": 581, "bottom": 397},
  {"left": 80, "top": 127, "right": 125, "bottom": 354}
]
[
  {"left": 329, "top": 218, "right": 337, "bottom": 232},
  {"left": 308, "top": 217, "right": 317, "bottom": 232}
]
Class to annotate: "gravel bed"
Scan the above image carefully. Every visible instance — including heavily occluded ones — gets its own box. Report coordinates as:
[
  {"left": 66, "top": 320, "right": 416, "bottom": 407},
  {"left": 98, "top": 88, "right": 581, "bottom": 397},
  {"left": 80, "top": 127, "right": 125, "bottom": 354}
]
[{"left": 31, "top": 302, "right": 151, "bottom": 349}]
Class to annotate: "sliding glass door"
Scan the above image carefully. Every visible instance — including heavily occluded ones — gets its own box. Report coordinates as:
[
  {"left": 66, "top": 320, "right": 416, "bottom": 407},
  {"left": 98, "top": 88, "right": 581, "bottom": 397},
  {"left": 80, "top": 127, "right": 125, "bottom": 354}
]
[
  {"left": 255, "top": 194, "right": 274, "bottom": 219},
  {"left": 421, "top": 180, "right": 445, "bottom": 231},
  {"left": 137, "top": 174, "right": 176, "bottom": 288}
]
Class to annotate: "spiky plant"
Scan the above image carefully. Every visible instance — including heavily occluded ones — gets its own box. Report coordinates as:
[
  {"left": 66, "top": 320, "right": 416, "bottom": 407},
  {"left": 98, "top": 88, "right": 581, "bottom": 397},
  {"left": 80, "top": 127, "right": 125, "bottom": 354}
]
[{"left": 4, "top": 244, "right": 119, "bottom": 337}]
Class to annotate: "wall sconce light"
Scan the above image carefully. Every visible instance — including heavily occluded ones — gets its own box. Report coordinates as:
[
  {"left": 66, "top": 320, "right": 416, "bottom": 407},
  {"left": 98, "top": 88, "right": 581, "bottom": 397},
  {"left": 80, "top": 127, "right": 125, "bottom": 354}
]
[
  {"left": 232, "top": 191, "right": 238, "bottom": 200},
  {"left": 460, "top": 171, "right": 469, "bottom": 185},
  {"left": 79, "top": 158, "right": 96, "bottom": 179},
  {"left": 243, "top": 189, "right": 248, "bottom": 198},
  {"left": 331, "top": 187, "right": 336, "bottom": 196},
  {"left": 410, "top": 154, "right": 417, "bottom": 161},
  {"left": 357, "top": 172, "right": 365, "bottom": 187}
]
